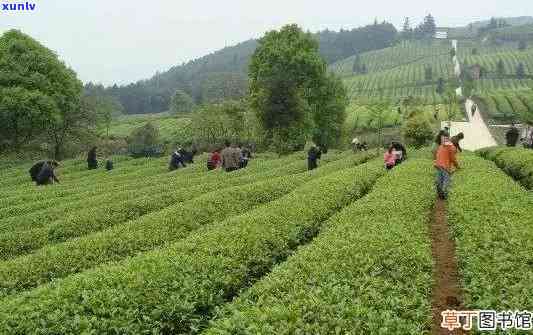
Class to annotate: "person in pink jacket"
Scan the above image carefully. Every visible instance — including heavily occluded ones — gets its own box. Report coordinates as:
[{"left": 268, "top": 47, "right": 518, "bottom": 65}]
[{"left": 384, "top": 145, "right": 397, "bottom": 170}]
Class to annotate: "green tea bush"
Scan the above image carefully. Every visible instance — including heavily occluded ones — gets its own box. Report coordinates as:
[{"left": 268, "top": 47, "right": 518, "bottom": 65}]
[
  {"left": 204, "top": 159, "right": 435, "bottom": 334},
  {"left": 0, "top": 159, "right": 384, "bottom": 334},
  {"left": 0, "top": 153, "right": 296, "bottom": 231},
  {"left": 477, "top": 146, "right": 533, "bottom": 189},
  {"left": 0, "top": 152, "right": 354, "bottom": 259},
  {"left": 0, "top": 152, "right": 375, "bottom": 296},
  {"left": 448, "top": 156, "right": 533, "bottom": 315}
]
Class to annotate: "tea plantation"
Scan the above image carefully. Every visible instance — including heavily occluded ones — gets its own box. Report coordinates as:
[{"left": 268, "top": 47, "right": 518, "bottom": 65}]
[{"left": 0, "top": 147, "right": 531, "bottom": 334}]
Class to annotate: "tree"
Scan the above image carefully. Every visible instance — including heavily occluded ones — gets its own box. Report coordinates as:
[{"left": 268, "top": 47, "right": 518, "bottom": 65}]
[
  {"left": 352, "top": 54, "right": 367, "bottom": 74},
  {"left": 463, "top": 75, "right": 476, "bottom": 97},
  {"left": 471, "top": 48, "right": 478, "bottom": 55},
  {"left": 367, "top": 101, "right": 391, "bottom": 147},
  {"left": 488, "top": 17, "right": 498, "bottom": 30},
  {"left": 170, "top": 89, "right": 194, "bottom": 114},
  {"left": 402, "top": 115, "right": 433, "bottom": 148},
  {"left": 517, "top": 63, "right": 526, "bottom": 79},
  {"left": 414, "top": 14, "right": 437, "bottom": 39},
  {"left": 127, "top": 122, "right": 163, "bottom": 157},
  {"left": 81, "top": 94, "right": 123, "bottom": 138},
  {"left": 402, "top": 17, "right": 412, "bottom": 39},
  {"left": 249, "top": 24, "right": 327, "bottom": 153},
  {"left": 436, "top": 78, "right": 446, "bottom": 95},
  {"left": 444, "top": 87, "right": 459, "bottom": 127},
  {"left": 0, "top": 88, "right": 55, "bottom": 151},
  {"left": 200, "top": 72, "right": 248, "bottom": 104},
  {"left": 423, "top": 14, "right": 437, "bottom": 37},
  {"left": 424, "top": 66, "right": 433, "bottom": 81},
  {"left": 191, "top": 100, "right": 257, "bottom": 145},
  {"left": 497, "top": 59, "right": 506, "bottom": 77},
  {"left": 450, "top": 48, "right": 456, "bottom": 58},
  {"left": 0, "top": 30, "right": 84, "bottom": 159},
  {"left": 311, "top": 73, "right": 348, "bottom": 150},
  {"left": 519, "top": 40, "right": 527, "bottom": 51}
]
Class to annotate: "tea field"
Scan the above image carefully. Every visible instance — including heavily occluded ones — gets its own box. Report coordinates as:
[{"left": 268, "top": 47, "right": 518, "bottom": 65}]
[{"left": 0, "top": 147, "right": 532, "bottom": 334}]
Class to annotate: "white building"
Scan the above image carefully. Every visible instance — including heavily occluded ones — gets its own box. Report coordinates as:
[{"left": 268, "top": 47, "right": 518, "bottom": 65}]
[{"left": 435, "top": 31, "right": 449, "bottom": 39}]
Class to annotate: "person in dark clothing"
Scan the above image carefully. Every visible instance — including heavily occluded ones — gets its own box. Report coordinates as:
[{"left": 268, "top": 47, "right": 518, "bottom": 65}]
[
  {"left": 308, "top": 145, "right": 321, "bottom": 171},
  {"left": 451, "top": 132, "right": 465, "bottom": 152},
  {"left": 29, "top": 161, "right": 47, "bottom": 182},
  {"left": 506, "top": 125, "right": 520, "bottom": 147},
  {"left": 178, "top": 148, "right": 192, "bottom": 164},
  {"left": 178, "top": 147, "right": 197, "bottom": 164},
  {"left": 169, "top": 150, "right": 186, "bottom": 171},
  {"left": 105, "top": 159, "right": 114, "bottom": 171},
  {"left": 36, "top": 161, "right": 60, "bottom": 186},
  {"left": 240, "top": 146, "right": 252, "bottom": 169},
  {"left": 391, "top": 142, "right": 407, "bottom": 164},
  {"left": 87, "top": 147, "right": 98, "bottom": 170}
]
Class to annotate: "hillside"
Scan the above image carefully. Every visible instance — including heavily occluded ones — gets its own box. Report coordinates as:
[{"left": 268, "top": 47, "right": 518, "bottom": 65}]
[
  {"left": 331, "top": 24, "right": 533, "bottom": 110},
  {"left": 331, "top": 40, "right": 455, "bottom": 103},
  {"left": 103, "top": 23, "right": 397, "bottom": 115},
  {"left": 447, "top": 16, "right": 533, "bottom": 39}
]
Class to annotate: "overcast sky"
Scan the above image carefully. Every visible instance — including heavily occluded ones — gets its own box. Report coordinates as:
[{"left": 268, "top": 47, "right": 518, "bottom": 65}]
[{"left": 1, "top": 0, "right": 531, "bottom": 86}]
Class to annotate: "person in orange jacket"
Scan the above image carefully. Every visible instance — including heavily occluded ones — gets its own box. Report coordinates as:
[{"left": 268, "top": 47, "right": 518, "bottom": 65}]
[{"left": 434, "top": 133, "right": 460, "bottom": 200}]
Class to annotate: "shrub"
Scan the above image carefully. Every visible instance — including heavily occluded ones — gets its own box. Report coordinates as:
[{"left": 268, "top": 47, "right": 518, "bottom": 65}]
[
  {"left": 402, "top": 115, "right": 434, "bottom": 148},
  {"left": 170, "top": 89, "right": 194, "bottom": 115},
  {"left": 477, "top": 146, "right": 533, "bottom": 189},
  {"left": 127, "top": 122, "right": 164, "bottom": 157}
]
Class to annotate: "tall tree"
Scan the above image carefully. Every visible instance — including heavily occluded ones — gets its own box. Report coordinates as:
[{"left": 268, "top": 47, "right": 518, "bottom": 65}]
[
  {"left": 422, "top": 14, "right": 437, "bottom": 37},
  {"left": 0, "top": 88, "right": 55, "bottom": 151},
  {"left": 352, "top": 54, "right": 364, "bottom": 74},
  {"left": 170, "top": 89, "right": 195, "bottom": 114},
  {"left": 436, "top": 78, "right": 446, "bottom": 95},
  {"left": 518, "top": 40, "right": 527, "bottom": 51},
  {"left": 488, "top": 17, "right": 498, "bottom": 29},
  {"left": 249, "top": 24, "right": 326, "bottom": 153},
  {"left": 402, "top": 17, "right": 412, "bottom": 39},
  {"left": 367, "top": 101, "right": 391, "bottom": 147},
  {"left": 0, "top": 30, "right": 83, "bottom": 159},
  {"left": 424, "top": 66, "right": 433, "bottom": 81},
  {"left": 311, "top": 73, "right": 348, "bottom": 150},
  {"left": 517, "top": 63, "right": 526, "bottom": 79},
  {"left": 199, "top": 72, "right": 248, "bottom": 104},
  {"left": 497, "top": 59, "right": 506, "bottom": 77}
]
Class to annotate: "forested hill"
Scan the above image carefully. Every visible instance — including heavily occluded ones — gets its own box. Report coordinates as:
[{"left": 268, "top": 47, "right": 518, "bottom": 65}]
[{"left": 100, "top": 22, "right": 397, "bottom": 115}]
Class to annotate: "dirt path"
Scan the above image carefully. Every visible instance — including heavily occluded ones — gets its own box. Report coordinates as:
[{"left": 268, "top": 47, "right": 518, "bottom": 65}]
[{"left": 430, "top": 199, "right": 464, "bottom": 335}]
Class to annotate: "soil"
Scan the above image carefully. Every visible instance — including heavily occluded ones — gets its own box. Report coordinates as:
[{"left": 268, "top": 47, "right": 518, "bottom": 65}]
[{"left": 430, "top": 199, "right": 465, "bottom": 335}]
